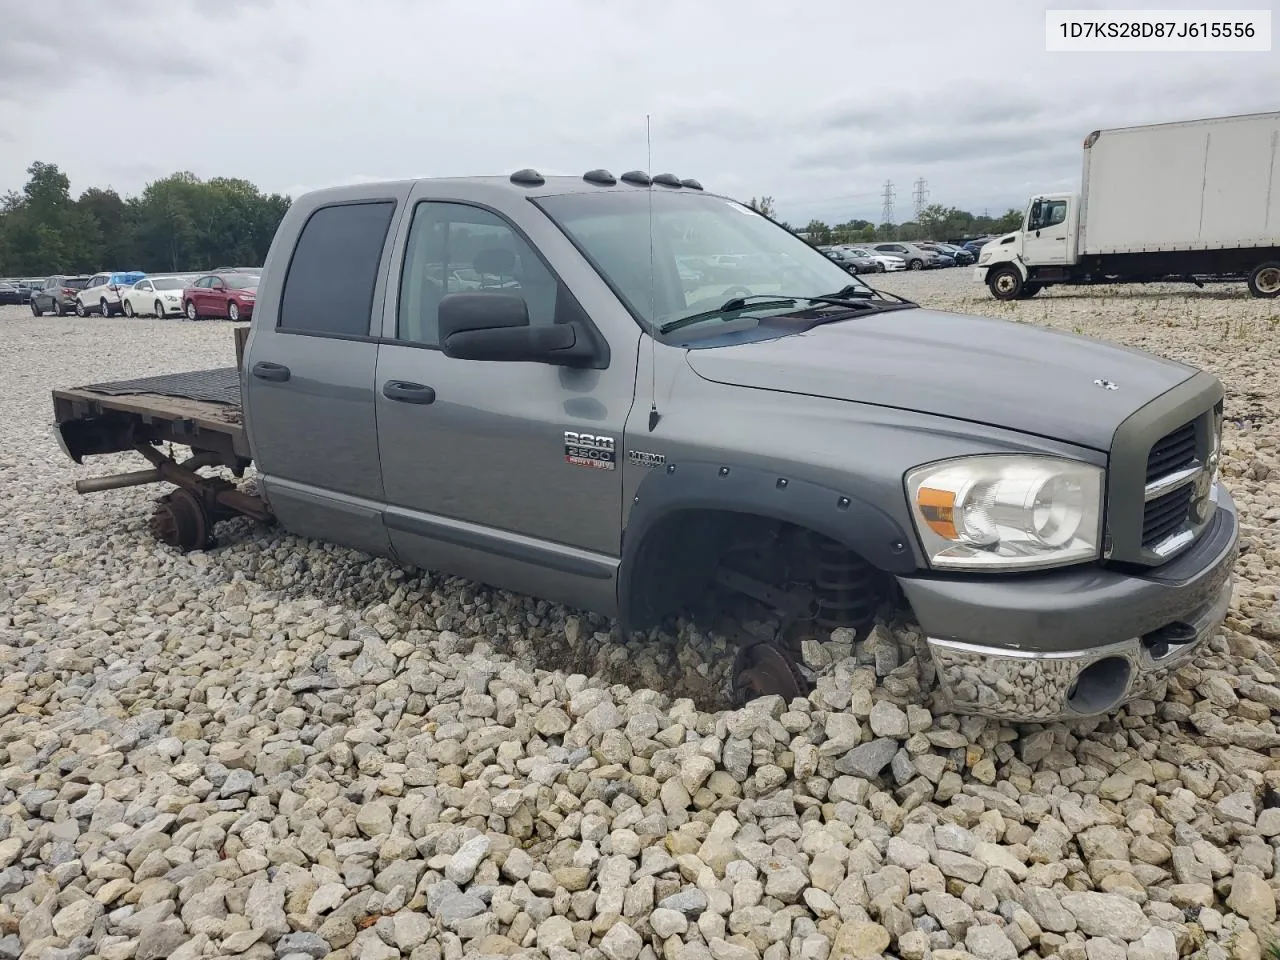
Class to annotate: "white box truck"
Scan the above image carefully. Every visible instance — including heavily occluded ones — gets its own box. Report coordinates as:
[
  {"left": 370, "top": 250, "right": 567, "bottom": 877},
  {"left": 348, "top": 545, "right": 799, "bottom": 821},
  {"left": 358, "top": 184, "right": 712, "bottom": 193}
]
[{"left": 975, "top": 111, "right": 1280, "bottom": 300}]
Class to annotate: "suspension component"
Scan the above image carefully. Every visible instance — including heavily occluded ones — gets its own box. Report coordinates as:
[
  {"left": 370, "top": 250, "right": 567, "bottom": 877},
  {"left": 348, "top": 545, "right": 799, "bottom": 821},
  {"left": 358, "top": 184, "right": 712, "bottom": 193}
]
[
  {"left": 812, "top": 535, "right": 880, "bottom": 635},
  {"left": 732, "top": 642, "right": 805, "bottom": 706}
]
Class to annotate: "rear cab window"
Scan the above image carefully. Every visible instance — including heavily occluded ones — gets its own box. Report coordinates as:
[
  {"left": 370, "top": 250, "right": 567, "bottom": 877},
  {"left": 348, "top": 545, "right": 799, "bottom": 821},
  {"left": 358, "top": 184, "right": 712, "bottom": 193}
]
[{"left": 279, "top": 201, "right": 397, "bottom": 337}]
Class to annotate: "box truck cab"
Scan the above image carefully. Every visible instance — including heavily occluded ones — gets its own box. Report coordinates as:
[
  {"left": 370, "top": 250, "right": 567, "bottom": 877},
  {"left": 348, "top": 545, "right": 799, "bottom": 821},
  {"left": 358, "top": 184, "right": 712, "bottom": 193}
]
[{"left": 975, "top": 112, "right": 1280, "bottom": 301}]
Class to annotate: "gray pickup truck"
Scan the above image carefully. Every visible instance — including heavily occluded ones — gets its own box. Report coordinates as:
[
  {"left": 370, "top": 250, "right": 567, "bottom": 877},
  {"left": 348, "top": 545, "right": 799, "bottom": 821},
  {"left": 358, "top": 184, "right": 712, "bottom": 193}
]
[{"left": 51, "top": 167, "right": 1239, "bottom": 723}]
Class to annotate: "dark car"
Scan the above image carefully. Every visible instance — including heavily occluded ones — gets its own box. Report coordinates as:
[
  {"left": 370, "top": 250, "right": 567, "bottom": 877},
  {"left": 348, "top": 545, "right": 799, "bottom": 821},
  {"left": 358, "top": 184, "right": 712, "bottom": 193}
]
[
  {"left": 0, "top": 282, "right": 22, "bottom": 305},
  {"left": 820, "top": 246, "right": 880, "bottom": 275},
  {"left": 182, "top": 272, "right": 259, "bottom": 321},
  {"left": 932, "top": 242, "right": 976, "bottom": 266},
  {"left": 30, "top": 275, "right": 92, "bottom": 316}
]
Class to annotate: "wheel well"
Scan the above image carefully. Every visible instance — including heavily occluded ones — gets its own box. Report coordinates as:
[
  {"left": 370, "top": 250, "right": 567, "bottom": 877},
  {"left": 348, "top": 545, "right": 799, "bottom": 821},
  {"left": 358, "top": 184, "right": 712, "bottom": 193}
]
[{"left": 621, "top": 507, "right": 895, "bottom": 634}]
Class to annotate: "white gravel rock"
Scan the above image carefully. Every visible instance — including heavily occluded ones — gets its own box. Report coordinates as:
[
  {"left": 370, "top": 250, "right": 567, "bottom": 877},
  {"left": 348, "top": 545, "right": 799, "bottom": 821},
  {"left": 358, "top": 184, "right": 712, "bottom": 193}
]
[{"left": 2, "top": 274, "right": 1280, "bottom": 960}]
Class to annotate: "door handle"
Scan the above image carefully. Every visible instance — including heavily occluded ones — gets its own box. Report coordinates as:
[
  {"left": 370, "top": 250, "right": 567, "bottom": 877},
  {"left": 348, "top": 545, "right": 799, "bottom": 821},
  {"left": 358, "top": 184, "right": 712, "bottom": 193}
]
[
  {"left": 252, "top": 361, "right": 290, "bottom": 382},
  {"left": 383, "top": 381, "right": 436, "bottom": 404}
]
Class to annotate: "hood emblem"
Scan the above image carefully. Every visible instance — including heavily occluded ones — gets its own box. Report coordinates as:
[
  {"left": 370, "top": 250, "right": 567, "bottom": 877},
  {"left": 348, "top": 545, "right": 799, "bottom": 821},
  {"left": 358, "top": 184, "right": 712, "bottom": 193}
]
[{"left": 1093, "top": 378, "right": 1118, "bottom": 390}]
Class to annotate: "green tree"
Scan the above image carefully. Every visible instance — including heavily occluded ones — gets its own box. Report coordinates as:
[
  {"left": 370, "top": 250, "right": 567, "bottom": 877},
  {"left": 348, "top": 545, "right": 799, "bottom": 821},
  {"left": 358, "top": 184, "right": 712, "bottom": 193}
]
[
  {"left": 748, "top": 195, "right": 776, "bottom": 218},
  {"left": 804, "top": 219, "right": 832, "bottom": 245},
  {"left": 0, "top": 161, "right": 293, "bottom": 275},
  {"left": 994, "top": 208, "right": 1023, "bottom": 233}
]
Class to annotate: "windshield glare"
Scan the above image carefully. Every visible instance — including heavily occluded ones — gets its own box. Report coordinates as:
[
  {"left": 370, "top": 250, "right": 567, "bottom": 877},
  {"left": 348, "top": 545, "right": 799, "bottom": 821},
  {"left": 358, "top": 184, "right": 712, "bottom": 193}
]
[
  {"left": 152, "top": 278, "right": 186, "bottom": 290},
  {"left": 536, "top": 191, "right": 871, "bottom": 334},
  {"left": 224, "top": 275, "right": 257, "bottom": 289}
]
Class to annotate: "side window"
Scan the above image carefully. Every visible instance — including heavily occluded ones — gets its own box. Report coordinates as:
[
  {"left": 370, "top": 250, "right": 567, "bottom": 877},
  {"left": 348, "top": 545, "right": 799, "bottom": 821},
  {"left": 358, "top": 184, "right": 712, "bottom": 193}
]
[
  {"left": 280, "top": 200, "right": 396, "bottom": 336},
  {"left": 197, "top": 278, "right": 212, "bottom": 288},
  {"left": 211, "top": 278, "right": 225, "bottom": 290},
  {"left": 396, "top": 201, "right": 560, "bottom": 347}
]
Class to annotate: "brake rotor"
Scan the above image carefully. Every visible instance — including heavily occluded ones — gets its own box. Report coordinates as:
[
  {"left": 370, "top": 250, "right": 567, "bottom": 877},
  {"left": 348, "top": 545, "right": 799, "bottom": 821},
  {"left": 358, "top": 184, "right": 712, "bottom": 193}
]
[
  {"left": 732, "top": 642, "right": 804, "bottom": 706},
  {"left": 149, "top": 488, "right": 210, "bottom": 552}
]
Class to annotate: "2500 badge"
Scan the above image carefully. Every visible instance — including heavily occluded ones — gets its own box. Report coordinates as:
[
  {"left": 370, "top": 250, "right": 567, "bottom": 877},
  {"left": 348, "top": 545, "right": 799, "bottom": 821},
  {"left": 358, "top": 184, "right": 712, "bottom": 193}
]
[{"left": 564, "top": 431, "right": 616, "bottom": 471}]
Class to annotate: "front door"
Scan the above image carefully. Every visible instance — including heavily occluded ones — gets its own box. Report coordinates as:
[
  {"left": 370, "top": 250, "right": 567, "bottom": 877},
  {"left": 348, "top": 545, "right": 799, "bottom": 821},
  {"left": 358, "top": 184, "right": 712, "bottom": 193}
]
[
  {"left": 1023, "top": 198, "right": 1071, "bottom": 265},
  {"left": 243, "top": 193, "right": 407, "bottom": 559},
  {"left": 373, "top": 193, "right": 634, "bottom": 613}
]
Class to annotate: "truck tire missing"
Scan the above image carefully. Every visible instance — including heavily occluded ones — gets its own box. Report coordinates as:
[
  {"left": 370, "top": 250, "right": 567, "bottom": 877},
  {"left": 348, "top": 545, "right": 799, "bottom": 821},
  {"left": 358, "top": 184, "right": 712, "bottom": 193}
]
[
  {"left": 50, "top": 169, "right": 1240, "bottom": 723},
  {"left": 622, "top": 509, "right": 891, "bottom": 702}
]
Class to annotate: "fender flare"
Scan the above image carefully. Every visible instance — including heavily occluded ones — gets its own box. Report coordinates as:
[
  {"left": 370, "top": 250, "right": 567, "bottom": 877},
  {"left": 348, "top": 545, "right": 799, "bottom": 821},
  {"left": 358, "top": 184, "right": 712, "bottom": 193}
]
[{"left": 617, "top": 459, "right": 918, "bottom": 630}]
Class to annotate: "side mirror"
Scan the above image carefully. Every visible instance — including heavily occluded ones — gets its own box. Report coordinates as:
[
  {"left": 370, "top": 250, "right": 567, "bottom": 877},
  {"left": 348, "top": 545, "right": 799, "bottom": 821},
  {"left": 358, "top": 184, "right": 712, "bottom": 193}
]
[{"left": 438, "top": 293, "right": 598, "bottom": 367}]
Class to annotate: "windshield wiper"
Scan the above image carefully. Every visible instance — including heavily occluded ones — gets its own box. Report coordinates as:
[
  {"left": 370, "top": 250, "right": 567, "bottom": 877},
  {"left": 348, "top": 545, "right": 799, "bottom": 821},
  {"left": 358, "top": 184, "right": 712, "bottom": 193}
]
[{"left": 658, "top": 289, "right": 880, "bottom": 335}]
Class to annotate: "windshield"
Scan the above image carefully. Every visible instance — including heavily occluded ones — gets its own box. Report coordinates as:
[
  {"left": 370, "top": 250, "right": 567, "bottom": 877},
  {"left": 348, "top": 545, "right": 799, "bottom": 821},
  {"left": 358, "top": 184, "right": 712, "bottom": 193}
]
[
  {"left": 152, "top": 278, "right": 187, "bottom": 290},
  {"left": 223, "top": 274, "right": 257, "bottom": 289},
  {"left": 535, "top": 191, "right": 874, "bottom": 336}
]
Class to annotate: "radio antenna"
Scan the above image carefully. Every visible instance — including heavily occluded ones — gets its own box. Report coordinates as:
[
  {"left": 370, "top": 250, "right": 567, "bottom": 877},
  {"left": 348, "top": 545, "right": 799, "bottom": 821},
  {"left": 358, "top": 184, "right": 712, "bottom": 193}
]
[{"left": 646, "top": 113, "right": 661, "bottom": 431}]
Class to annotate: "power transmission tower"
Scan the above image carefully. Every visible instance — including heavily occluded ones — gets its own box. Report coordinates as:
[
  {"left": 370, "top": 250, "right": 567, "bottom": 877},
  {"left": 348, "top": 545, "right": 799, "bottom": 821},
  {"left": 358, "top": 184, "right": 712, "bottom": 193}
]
[
  {"left": 880, "top": 180, "right": 895, "bottom": 225},
  {"left": 912, "top": 178, "right": 929, "bottom": 220}
]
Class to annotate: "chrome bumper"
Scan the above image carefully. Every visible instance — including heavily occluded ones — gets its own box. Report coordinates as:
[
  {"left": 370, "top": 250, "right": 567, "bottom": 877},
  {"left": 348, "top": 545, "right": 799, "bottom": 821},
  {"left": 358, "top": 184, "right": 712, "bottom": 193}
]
[{"left": 928, "top": 575, "right": 1232, "bottom": 721}]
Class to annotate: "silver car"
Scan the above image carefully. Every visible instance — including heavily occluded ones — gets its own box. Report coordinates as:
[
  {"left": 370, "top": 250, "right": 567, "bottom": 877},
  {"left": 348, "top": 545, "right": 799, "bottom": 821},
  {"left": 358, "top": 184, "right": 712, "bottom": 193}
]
[{"left": 869, "top": 242, "right": 940, "bottom": 271}]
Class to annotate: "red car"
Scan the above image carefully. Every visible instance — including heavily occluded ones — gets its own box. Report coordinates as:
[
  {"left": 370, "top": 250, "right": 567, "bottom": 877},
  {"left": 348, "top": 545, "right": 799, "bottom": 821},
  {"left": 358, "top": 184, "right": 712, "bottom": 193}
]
[{"left": 182, "top": 272, "right": 258, "bottom": 321}]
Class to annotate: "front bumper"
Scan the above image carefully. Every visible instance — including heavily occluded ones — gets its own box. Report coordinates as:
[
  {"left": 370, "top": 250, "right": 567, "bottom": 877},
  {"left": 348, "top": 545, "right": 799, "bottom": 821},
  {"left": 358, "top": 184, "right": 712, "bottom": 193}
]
[
  {"left": 898, "top": 483, "right": 1239, "bottom": 722},
  {"left": 972, "top": 266, "right": 988, "bottom": 281}
]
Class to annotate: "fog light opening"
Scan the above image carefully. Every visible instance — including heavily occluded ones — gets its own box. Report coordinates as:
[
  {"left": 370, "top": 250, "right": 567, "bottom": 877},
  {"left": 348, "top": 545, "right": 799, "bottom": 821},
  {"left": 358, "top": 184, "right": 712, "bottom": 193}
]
[
  {"left": 1141, "top": 621, "right": 1197, "bottom": 660},
  {"left": 1065, "top": 656, "right": 1132, "bottom": 715}
]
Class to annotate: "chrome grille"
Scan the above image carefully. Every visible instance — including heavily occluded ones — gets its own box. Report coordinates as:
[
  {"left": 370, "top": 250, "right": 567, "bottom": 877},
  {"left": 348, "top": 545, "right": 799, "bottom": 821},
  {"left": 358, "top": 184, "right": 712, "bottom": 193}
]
[
  {"left": 1143, "top": 486, "right": 1194, "bottom": 547},
  {"left": 1139, "top": 410, "right": 1218, "bottom": 560},
  {"left": 1145, "top": 420, "right": 1196, "bottom": 483}
]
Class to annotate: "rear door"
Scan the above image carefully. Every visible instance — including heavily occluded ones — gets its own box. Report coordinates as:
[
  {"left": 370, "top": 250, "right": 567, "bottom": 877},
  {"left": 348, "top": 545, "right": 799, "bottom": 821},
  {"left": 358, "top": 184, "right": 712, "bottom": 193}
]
[{"left": 243, "top": 187, "right": 409, "bottom": 559}]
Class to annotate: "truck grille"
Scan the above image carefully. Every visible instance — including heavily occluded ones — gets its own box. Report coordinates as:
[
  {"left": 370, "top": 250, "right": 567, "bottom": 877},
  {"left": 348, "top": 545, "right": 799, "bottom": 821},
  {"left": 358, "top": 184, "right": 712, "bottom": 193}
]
[
  {"left": 1145, "top": 420, "right": 1196, "bottom": 483},
  {"left": 1142, "top": 485, "right": 1195, "bottom": 547}
]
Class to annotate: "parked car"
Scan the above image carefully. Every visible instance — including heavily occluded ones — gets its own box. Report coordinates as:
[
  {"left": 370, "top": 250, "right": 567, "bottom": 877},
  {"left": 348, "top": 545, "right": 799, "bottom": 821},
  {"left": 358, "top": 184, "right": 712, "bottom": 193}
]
[
  {"left": 928, "top": 242, "right": 976, "bottom": 266},
  {"left": 870, "top": 242, "right": 939, "bottom": 270},
  {"left": 121, "top": 275, "right": 198, "bottom": 317},
  {"left": 182, "top": 272, "right": 259, "bottom": 321},
  {"left": 919, "top": 244, "right": 958, "bottom": 268},
  {"left": 75, "top": 271, "right": 147, "bottom": 316},
  {"left": 212, "top": 266, "right": 262, "bottom": 275},
  {"left": 819, "top": 246, "right": 879, "bottom": 274},
  {"left": 30, "top": 275, "right": 91, "bottom": 315},
  {"left": 0, "top": 282, "right": 22, "bottom": 305},
  {"left": 846, "top": 247, "right": 906, "bottom": 272}
]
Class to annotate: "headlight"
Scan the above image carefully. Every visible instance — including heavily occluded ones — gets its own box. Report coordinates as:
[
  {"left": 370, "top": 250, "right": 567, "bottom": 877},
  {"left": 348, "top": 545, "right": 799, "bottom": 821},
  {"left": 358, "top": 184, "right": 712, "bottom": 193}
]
[
  {"left": 165, "top": 294, "right": 179, "bottom": 301},
  {"left": 905, "top": 456, "right": 1103, "bottom": 571},
  {"left": 978, "top": 251, "right": 991, "bottom": 264}
]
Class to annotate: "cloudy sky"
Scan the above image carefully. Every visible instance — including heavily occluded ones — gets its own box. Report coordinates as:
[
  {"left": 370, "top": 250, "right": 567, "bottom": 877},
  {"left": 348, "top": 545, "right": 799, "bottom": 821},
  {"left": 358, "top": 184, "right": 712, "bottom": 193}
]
[{"left": 2, "top": 0, "right": 1277, "bottom": 226}]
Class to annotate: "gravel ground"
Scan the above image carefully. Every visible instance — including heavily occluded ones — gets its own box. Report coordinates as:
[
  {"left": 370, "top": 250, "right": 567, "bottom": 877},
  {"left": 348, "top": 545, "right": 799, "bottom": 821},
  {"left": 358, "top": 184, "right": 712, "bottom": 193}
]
[{"left": 1, "top": 271, "right": 1279, "bottom": 960}]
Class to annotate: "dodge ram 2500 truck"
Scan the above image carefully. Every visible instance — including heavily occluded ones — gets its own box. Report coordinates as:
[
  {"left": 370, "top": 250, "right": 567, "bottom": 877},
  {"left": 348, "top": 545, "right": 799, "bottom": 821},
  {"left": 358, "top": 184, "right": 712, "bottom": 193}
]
[{"left": 51, "top": 167, "right": 1239, "bottom": 722}]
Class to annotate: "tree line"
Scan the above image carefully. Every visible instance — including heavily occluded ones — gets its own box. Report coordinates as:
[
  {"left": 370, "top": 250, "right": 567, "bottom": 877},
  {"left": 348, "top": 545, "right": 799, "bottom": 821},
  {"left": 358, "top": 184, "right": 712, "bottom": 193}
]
[
  {"left": 748, "top": 196, "right": 1023, "bottom": 245},
  {"left": 0, "top": 162, "right": 291, "bottom": 277}
]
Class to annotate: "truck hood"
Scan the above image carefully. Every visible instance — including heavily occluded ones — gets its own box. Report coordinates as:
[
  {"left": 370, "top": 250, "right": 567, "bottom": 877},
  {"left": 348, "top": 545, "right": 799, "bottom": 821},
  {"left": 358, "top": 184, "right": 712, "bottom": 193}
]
[{"left": 683, "top": 308, "right": 1197, "bottom": 450}]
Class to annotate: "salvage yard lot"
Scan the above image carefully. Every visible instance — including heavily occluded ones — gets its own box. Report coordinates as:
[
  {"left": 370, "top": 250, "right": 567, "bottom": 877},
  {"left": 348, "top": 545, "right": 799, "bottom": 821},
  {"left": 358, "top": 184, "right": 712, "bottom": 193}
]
[{"left": 2, "top": 270, "right": 1279, "bottom": 960}]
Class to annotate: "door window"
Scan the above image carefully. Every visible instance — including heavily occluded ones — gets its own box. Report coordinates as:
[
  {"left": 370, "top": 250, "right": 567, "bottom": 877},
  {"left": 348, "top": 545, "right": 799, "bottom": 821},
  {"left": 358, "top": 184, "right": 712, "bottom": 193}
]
[
  {"left": 1029, "top": 200, "right": 1068, "bottom": 231},
  {"left": 396, "top": 201, "right": 560, "bottom": 347},
  {"left": 279, "top": 200, "right": 397, "bottom": 337}
]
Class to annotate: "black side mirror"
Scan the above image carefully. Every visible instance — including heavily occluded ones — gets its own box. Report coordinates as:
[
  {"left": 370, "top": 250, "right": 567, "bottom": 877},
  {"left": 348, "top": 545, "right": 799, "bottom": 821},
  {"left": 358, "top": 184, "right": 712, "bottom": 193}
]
[{"left": 438, "top": 293, "right": 598, "bottom": 367}]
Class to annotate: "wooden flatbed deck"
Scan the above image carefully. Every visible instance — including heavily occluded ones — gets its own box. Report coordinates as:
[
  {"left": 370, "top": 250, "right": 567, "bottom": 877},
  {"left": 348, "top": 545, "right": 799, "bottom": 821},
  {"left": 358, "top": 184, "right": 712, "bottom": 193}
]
[{"left": 52, "top": 367, "right": 251, "bottom": 464}]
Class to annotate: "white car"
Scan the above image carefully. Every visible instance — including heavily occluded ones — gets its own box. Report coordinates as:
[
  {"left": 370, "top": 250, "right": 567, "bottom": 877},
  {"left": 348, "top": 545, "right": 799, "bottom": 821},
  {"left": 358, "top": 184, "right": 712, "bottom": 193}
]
[
  {"left": 74, "top": 271, "right": 147, "bottom": 316},
  {"left": 121, "top": 276, "right": 196, "bottom": 317},
  {"left": 847, "top": 247, "right": 906, "bottom": 272}
]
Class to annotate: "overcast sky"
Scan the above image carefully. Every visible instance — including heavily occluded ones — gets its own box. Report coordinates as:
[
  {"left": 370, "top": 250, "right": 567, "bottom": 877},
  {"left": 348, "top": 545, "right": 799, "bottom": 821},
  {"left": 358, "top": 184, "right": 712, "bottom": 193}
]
[{"left": 2, "top": 0, "right": 1277, "bottom": 226}]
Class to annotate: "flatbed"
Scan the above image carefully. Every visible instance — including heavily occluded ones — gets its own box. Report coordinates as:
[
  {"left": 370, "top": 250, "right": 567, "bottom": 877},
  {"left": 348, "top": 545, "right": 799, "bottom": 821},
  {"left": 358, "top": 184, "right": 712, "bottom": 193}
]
[
  {"left": 52, "top": 360, "right": 270, "bottom": 551},
  {"left": 52, "top": 367, "right": 250, "bottom": 463}
]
